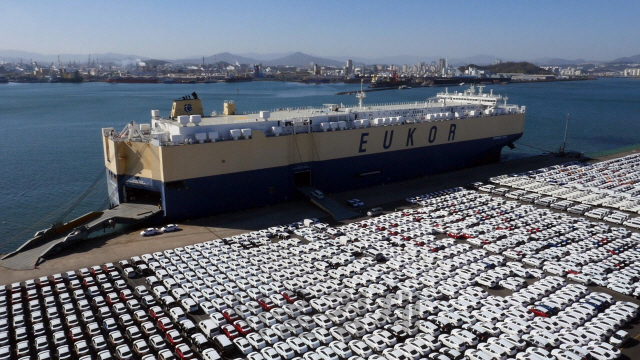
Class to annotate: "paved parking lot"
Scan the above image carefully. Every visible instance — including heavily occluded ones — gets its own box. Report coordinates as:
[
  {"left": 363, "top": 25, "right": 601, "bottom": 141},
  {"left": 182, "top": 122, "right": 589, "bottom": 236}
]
[{"left": 2, "top": 149, "right": 640, "bottom": 360}]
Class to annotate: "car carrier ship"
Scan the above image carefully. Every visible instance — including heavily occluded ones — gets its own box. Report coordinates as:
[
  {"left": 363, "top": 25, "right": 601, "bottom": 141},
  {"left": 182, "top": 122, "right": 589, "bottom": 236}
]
[{"left": 102, "top": 85, "right": 526, "bottom": 220}]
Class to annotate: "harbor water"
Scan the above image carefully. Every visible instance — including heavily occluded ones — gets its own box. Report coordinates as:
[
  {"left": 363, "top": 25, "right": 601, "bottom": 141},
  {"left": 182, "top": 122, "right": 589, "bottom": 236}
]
[{"left": 1, "top": 78, "right": 639, "bottom": 252}]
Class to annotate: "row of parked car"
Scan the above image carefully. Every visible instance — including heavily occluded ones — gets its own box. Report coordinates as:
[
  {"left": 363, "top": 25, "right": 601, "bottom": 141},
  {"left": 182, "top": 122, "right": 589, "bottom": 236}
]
[
  {"left": 0, "top": 259, "right": 190, "bottom": 360},
  {"left": 484, "top": 154, "right": 640, "bottom": 227},
  {"left": 404, "top": 186, "right": 640, "bottom": 299},
  {"left": 3, "top": 154, "right": 640, "bottom": 360},
  {"left": 123, "top": 193, "right": 639, "bottom": 360}
]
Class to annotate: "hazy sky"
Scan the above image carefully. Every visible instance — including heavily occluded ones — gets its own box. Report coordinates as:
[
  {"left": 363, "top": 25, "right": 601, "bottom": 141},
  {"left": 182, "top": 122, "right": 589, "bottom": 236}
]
[{"left": 2, "top": 0, "right": 638, "bottom": 61}]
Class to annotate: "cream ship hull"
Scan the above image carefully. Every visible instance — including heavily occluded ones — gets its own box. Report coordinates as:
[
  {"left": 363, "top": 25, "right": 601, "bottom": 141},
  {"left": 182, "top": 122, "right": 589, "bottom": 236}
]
[{"left": 103, "top": 113, "right": 524, "bottom": 219}]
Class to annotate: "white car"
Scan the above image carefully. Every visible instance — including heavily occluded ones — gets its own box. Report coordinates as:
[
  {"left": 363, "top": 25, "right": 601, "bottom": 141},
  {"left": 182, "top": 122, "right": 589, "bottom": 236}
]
[
  {"left": 477, "top": 343, "right": 508, "bottom": 360},
  {"left": 438, "top": 334, "right": 465, "bottom": 352},
  {"left": 140, "top": 228, "right": 159, "bottom": 236},
  {"left": 607, "top": 283, "right": 635, "bottom": 296},
  {"left": 161, "top": 224, "right": 179, "bottom": 233}
]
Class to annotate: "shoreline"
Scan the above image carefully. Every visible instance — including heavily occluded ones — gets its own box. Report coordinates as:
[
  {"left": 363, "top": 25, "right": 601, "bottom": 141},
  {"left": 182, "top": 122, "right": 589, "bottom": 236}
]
[
  {"left": 2, "top": 76, "right": 598, "bottom": 85},
  {"left": 2, "top": 145, "right": 639, "bottom": 285}
]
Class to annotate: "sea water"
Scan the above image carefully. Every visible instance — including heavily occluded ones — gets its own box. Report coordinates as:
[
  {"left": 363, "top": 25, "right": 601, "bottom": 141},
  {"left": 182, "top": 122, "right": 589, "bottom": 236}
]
[{"left": 0, "top": 78, "right": 639, "bottom": 252}]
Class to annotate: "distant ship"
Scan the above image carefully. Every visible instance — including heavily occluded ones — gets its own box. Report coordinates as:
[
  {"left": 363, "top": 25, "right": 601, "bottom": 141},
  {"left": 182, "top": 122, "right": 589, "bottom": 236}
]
[
  {"left": 429, "top": 76, "right": 511, "bottom": 87},
  {"left": 223, "top": 74, "right": 253, "bottom": 83},
  {"left": 102, "top": 85, "right": 525, "bottom": 220},
  {"left": 106, "top": 76, "right": 159, "bottom": 84},
  {"left": 370, "top": 71, "right": 414, "bottom": 88},
  {"left": 49, "top": 69, "right": 83, "bottom": 83},
  {"left": 343, "top": 74, "right": 368, "bottom": 84},
  {"left": 0, "top": 76, "right": 8, "bottom": 84}
]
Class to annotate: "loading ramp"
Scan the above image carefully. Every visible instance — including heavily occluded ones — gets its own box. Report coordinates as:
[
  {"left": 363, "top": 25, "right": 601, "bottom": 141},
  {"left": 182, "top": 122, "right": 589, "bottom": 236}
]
[
  {"left": 297, "top": 186, "right": 360, "bottom": 221},
  {"left": 0, "top": 203, "right": 162, "bottom": 270}
]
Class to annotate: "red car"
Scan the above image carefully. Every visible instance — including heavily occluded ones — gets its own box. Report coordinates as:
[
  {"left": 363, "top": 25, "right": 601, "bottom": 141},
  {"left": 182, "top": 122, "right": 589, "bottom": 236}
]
[
  {"left": 106, "top": 293, "right": 120, "bottom": 306},
  {"left": 176, "top": 343, "right": 195, "bottom": 360},
  {"left": 258, "top": 298, "right": 276, "bottom": 311},
  {"left": 282, "top": 291, "right": 298, "bottom": 304},
  {"left": 158, "top": 317, "right": 175, "bottom": 332},
  {"left": 222, "top": 308, "right": 240, "bottom": 323},
  {"left": 69, "top": 327, "right": 84, "bottom": 342},
  {"left": 119, "top": 290, "right": 133, "bottom": 302},
  {"left": 83, "top": 278, "right": 96, "bottom": 288},
  {"left": 376, "top": 225, "right": 386, "bottom": 231},
  {"left": 90, "top": 266, "right": 103, "bottom": 276},
  {"left": 222, "top": 324, "right": 240, "bottom": 340},
  {"left": 166, "top": 329, "right": 184, "bottom": 346},
  {"left": 149, "top": 306, "right": 165, "bottom": 321},
  {"left": 566, "top": 270, "right": 580, "bottom": 275},
  {"left": 233, "top": 320, "right": 253, "bottom": 336},
  {"left": 528, "top": 307, "right": 551, "bottom": 318}
]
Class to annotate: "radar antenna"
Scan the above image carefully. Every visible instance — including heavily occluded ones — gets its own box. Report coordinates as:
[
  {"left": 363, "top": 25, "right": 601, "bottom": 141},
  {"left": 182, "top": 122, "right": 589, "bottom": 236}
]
[
  {"left": 560, "top": 113, "right": 570, "bottom": 154},
  {"left": 356, "top": 79, "right": 366, "bottom": 108}
]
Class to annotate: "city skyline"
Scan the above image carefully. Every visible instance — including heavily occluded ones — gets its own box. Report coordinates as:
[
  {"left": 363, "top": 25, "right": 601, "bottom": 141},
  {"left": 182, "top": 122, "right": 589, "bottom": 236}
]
[{"left": 2, "top": 0, "right": 639, "bottom": 62}]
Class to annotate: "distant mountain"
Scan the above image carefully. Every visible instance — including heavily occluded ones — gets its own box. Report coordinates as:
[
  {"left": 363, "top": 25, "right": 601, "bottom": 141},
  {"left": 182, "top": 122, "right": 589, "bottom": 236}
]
[
  {"left": 0, "top": 50, "right": 146, "bottom": 64},
  {"left": 328, "top": 54, "right": 501, "bottom": 66},
  {"left": 176, "top": 52, "right": 259, "bottom": 65},
  {"left": 261, "top": 52, "right": 343, "bottom": 67},
  {"left": 448, "top": 55, "right": 501, "bottom": 66},
  {"left": 532, "top": 57, "right": 586, "bottom": 66},
  {"left": 610, "top": 54, "right": 640, "bottom": 64},
  {"left": 328, "top": 55, "right": 435, "bottom": 66},
  {"left": 461, "top": 61, "right": 551, "bottom": 75},
  {"left": 237, "top": 52, "right": 294, "bottom": 61}
]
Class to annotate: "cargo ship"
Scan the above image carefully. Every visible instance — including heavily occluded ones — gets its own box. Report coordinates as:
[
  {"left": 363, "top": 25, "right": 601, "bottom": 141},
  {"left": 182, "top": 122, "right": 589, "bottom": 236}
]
[
  {"left": 223, "top": 74, "right": 253, "bottom": 83},
  {"left": 102, "top": 85, "right": 525, "bottom": 220},
  {"left": 429, "top": 76, "right": 512, "bottom": 87},
  {"left": 49, "top": 69, "right": 84, "bottom": 83},
  {"left": 106, "top": 76, "right": 159, "bottom": 84}
]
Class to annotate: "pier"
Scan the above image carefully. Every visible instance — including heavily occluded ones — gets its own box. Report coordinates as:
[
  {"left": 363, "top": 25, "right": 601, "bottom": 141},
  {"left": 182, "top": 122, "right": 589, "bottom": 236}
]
[{"left": 0, "top": 203, "right": 161, "bottom": 270}]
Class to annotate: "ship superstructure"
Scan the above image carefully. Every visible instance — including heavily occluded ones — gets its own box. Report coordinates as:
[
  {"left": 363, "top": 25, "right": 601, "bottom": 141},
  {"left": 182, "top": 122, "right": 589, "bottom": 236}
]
[{"left": 103, "top": 86, "right": 525, "bottom": 219}]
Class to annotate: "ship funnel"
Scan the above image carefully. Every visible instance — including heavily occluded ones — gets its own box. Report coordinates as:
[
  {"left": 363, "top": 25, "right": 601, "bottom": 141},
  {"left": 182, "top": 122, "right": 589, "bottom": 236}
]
[
  {"left": 224, "top": 100, "right": 236, "bottom": 115},
  {"left": 171, "top": 96, "right": 203, "bottom": 118}
]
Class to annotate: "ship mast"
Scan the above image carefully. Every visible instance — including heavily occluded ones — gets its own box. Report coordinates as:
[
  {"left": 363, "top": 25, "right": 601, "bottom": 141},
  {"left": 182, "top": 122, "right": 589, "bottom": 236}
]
[
  {"left": 560, "top": 113, "right": 570, "bottom": 154},
  {"left": 356, "top": 79, "right": 366, "bottom": 108}
]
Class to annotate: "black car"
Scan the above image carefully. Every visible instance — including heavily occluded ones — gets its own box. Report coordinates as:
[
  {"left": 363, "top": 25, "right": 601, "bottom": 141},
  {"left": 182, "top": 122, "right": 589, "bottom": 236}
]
[
  {"left": 375, "top": 253, "right": 388, "bottom": 263},
  {"left": 296, "top": 289, "right": 315, "bottom": 302},
  {"left": 384, "top": 324, "right": 409, "bottom": 341}
]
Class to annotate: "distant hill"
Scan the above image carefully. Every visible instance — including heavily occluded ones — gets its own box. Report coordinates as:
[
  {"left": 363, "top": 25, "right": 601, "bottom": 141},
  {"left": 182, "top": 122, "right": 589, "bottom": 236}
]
[
  {"left": 449, "top": 55, "right": 500, "bottom": 66},
  {"left": 461, "top": 62, "right": 552, "bottom": 75},
  {"left": 262, "top": 52, "right": 343, "bottom": 67},
  {"left": 176, "top": 52, "right": 258, "bottom": 65},
  {"left": 0, "top": 50, "right": 146, "bottom": 64},
  {"left": 610, "top": 54, "right": 640, "bottom": 64},
  {"left": 177, "top": 51, "right": 344, "bottom": 67},
  {"left": 143, "top": 59, "right": 171, "bottom": 68},
  {"left": 237, "top": 52, "right": 294, "bottom": 61},
  {"left": 532, "top": 57, "right": 586, "bottom": 66}
]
